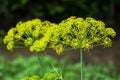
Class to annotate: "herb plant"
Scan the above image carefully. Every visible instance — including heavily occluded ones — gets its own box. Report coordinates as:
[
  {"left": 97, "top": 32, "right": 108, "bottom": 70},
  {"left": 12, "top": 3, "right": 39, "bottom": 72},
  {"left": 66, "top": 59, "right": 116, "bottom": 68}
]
[{"left": 3, "top": 16, "right": 116, "bottom": 80}]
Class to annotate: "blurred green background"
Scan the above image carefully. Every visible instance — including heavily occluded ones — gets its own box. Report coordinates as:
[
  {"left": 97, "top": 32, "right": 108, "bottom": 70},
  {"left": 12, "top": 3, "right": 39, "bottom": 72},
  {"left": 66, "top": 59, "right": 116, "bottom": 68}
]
[
  {"left": 0, "top": 0, "right": 120, "bottom": 80},
  {"left": 0, "top": 54, "right": 120, "bottom": 80}
]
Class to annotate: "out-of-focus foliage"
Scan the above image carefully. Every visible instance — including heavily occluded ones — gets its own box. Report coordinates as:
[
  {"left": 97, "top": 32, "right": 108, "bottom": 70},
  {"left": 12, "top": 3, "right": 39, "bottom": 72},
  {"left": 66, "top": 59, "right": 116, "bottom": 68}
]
[
  {"left": 0, "top": 54, "right": 120, "bottom": 80},
  {"left": 1, "top": 0, "right": 120, "bottom": 31},
  {"left": 0, "top": 29, "right": 6, "bottom": 43},
  {"left": 0, "top": 54, "right": 62, "bottom": 80}
]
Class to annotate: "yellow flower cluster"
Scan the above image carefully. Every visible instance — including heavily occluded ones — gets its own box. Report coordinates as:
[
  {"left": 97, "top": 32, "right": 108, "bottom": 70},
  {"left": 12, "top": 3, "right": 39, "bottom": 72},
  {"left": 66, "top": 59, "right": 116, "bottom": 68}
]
[
  {"left": 4, "top": 19, "right": 54, "bottom": 53},
  {"left": 22, "top": 75, "right": 40, "bottom": 80},
  {"left": 3, "top": 16, "right": 116, "bottom": 55},
  {"left": 22, "top": 73, "right": 62, "bottom": 80},
  {"left": 43, "top": 72, "right": 62, "bottom": 80}
]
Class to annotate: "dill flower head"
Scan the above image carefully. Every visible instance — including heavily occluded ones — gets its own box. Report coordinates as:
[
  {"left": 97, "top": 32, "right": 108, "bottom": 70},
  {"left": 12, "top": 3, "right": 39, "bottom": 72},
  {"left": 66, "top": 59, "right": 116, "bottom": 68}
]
[
  {"left": 22, "top": 75, "right": 41, "bottom": 80},
  {"left": 43, "top": 72, "right": 62, "bottom": 80},
  {"left": 58, "top": 16, "right": 116, "bottom": 50}
]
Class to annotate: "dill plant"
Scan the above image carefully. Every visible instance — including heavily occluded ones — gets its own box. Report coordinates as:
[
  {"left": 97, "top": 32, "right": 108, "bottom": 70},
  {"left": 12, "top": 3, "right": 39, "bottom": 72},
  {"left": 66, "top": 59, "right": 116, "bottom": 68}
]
[
  {"left": 51, "top": 16, "right": 116, "bottom": 80},
  {"left": 3, "top": 16, "right": 116, "bottom": 80}
]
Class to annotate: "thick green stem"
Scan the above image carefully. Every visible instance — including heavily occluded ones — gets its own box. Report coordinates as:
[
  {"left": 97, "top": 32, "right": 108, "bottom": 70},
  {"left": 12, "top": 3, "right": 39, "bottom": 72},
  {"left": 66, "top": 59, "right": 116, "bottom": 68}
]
[{"left": 80, "top": 48, "right": 83, "bottom": 80}]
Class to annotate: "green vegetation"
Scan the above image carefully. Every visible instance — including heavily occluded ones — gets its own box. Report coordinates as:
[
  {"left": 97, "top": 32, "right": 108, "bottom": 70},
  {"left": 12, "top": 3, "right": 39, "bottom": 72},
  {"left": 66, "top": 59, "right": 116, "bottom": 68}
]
[{"left": 0, "top": 54, "right": 120, "bottom": 80}]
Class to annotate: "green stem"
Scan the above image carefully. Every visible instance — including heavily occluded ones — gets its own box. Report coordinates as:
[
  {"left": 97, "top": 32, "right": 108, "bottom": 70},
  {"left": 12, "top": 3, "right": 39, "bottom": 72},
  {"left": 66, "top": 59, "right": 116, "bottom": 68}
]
[
  {"left": 80, "top": 48, "right": 83, "bottom": 80},
  {"left": 36, "top": 53, "right": 44, "bottom": 76}
]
